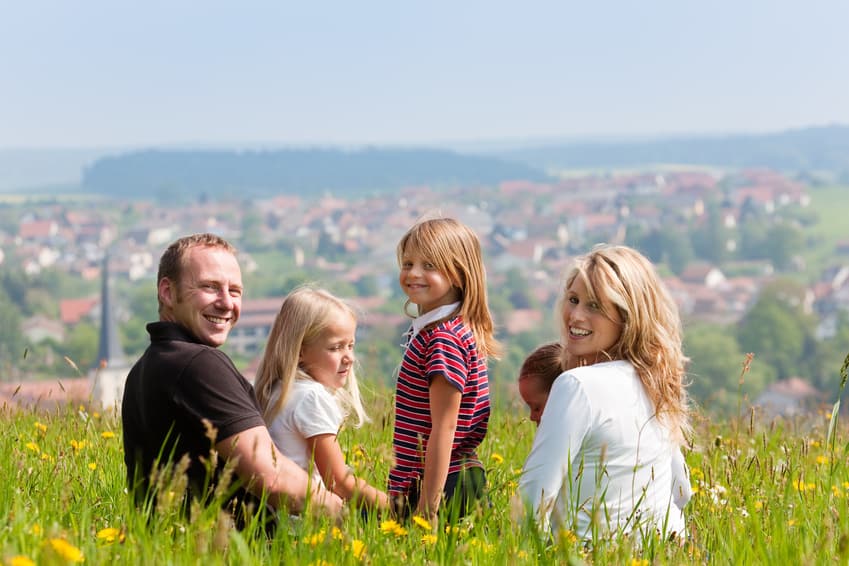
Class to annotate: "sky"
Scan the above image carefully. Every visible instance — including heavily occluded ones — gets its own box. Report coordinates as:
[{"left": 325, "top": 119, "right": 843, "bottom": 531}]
[{"left": 2, "top": 1, "right": 849, "bottom": 150}]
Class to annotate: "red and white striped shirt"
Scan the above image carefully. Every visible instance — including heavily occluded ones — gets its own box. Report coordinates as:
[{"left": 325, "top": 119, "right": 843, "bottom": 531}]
[{"left": 388, "top": 315, "right": 490, "bottom": 497}]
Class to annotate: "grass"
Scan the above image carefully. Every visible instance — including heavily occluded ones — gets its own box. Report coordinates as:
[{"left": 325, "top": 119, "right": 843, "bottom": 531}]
[
  {"left": 802, "top": 184, "right": 849, "bottom": 272},
  {"left": 2, "top": 356, "right": 849, "bottom": 565}
]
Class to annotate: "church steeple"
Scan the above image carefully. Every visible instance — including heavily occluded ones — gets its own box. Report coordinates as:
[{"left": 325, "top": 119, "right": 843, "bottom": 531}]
[{"left": 94, "top": 253, "right": 126, "bottom": 369}]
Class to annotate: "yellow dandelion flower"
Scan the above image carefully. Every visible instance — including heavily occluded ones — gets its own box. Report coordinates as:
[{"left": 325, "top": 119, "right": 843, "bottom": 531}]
[
  {"left": 754, "top": 501, "right": 763, "bottom": 510},
  {"left": 816, "top": 455, "right": 829, "bottom": 465},
  {"left": 331, "top": 526, "right": 344, "bottom": 540},
  {"left": 690, "top": 467, "right": 704, "bottom": 480},
  {"left": 807, "top": 482, "right": 816, "bottom": 491},
  {"left": 349, "top": 539, "right": 366, "bottom": 560},
  {"left": 421, "top": 533, "right": 438, "bottom": 545},
  {"left": 34, "top": 422, "right": 47, "bottom": 434},
  {"left": 7, "top": 555, "right": 36, "bottom": 566},
  {"left": 788, "top": 519, "right": 796, "bottom": 527},
  {"left": 810, "top": 440, "right": 821, "bottom": 448},
  {"left": 88, "top": 462, "right": 97, "bottom": 471},
  {"left": 30, "top": 524, "right": 41, "bottom": 536},
  {"left": 412, "top": 515, "right": 432, "bottom": 531},
  {"left": 41, "top": 453, "right": 53, "bottom": 461},
  {"left": 305, "top": 529, "right": 326, "bottom": 546},
  {"left": 70, "top": 439, "right": 88, "bottom": 451},
  {"left": 93, "top": 412, "right": 101, "bottom": 419},
  {"left": 832, "top": 485, "right": 842, "bottom": 497},
  {"left": 843, "top": 481, "right": 849, "bottom": 490},
  {"left": 25, "top": 442, "right": 39, "bottom": 453},
  {"left": 691, "top": 484, "right": 700, "bottom": 495},
  {"left": 629, "top": 559, "right": 649, "bottom": 566},
  {"left": 380, "top": 519, "right": 401, "bottom": 534},
  {"left": 490, "top": 453, "right": 504, "bottom": 464},
  {"left": 46, "top": 538, "right": 84, "bottom": 563},
  {"left": 517, "top": 550, "right": 528, "bottom": 559},
  {"left": 512, "top": 468, "right": 523, "bottom": 476},
  {"left": 96, "top": 527, "right": 124, "bottom": 544},
  {"left": 101, "top": 431, "right": 116, "bottom": 439},
  {"left": 558, "top": 529, "right": 578, "bottom": 545}
]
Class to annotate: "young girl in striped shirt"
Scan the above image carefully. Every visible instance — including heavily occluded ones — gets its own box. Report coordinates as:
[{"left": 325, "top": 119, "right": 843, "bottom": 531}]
[{"left": 389, "top": 217, "right": 501, "bottom": 523}]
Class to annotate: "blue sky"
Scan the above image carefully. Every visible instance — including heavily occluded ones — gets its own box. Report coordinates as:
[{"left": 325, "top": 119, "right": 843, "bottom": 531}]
[{"left": 2, "top": 1, "right": 848, "bottom": 149}]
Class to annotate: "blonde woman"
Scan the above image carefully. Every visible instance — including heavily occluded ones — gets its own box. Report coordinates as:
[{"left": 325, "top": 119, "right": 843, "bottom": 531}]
[
  {"left": 255, "top": 286, "right": 389, "bottom": 511},
  {"left": 519, "top": 244, "right": 691, "bottom": 541}
]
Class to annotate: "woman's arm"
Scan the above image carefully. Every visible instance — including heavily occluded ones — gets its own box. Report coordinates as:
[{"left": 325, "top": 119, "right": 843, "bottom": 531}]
[
  {"left": 308, "top": 433, "right": 390, "bottom": 511},
  {"left": 417, "top": 374, "right": 462, "bottom": 521},
  {"left": 518, "top": 374, "right": 591, "bottom": 530}
]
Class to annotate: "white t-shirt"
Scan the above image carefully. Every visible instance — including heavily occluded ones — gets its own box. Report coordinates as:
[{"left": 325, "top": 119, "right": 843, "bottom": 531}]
[
  {"left": 267, "top": 378, "right": 343, "bottom": 489},
  {"left": 519, "top": 360, "right": 689, "bottom": 540}
]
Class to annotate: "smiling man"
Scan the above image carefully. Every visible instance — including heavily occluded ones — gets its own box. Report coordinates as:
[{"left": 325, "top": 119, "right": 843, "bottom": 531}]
[{"left": 121, "top": 233, "right": 342, "bottom": 531}]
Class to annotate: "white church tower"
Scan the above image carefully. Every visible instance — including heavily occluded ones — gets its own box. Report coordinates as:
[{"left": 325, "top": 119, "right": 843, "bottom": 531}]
[{"left": 90, "top": 253, "right": 130, "bottom": 410}]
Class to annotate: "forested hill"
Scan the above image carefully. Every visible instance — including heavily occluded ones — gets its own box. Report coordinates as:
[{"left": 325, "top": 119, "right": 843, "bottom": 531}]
[
  {"left": 81, "top": 147, "right": 550, "bottom": 199},
  {"left": 494, "top": 124, "right": 849, "bottom": 173}
]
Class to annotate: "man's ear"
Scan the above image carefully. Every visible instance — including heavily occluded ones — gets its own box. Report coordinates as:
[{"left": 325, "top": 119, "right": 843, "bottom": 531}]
[{"left": 158, "top": 277, "right": 176, "bottom": 309}]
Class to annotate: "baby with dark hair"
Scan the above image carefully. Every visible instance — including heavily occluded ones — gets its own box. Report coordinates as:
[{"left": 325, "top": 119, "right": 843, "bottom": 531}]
[{"left": 517, "top": 342, "right": 563, "bottom": 426}]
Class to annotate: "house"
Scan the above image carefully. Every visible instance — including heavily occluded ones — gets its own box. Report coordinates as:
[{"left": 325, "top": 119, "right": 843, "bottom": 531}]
[
  {"left": 753, "top": 377, "right": 822, "bottom": 418},
  {"left": 680, "top": 264, "right": 727, "bottom": 289},
  {"left": 60, "top": 297, "right": 99, "bottom": 325},
  {"left": 18, "top": 219, "right": 59, "bottom": 242},
  {"left": 22, "top": 316, "right": 66, "bottom": 344}
]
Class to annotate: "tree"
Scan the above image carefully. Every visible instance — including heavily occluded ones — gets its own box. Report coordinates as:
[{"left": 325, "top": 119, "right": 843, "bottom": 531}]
[
  {"left": 685, "top": 323, "right": 772, "bottom": 413},
  {"left": 57, "top": 322, "right": 99, "bottom": 375},
  {"left": 690, "top": 199, "right": 732, "bottom": 264},
  {"left": 764, "top": 222, "right": 804, "bottom": 271},
  {"left": 736, "top": 280, "right": 815, "bottom": 380},
  {"left": 0, "top": 289, "right": 25, "bottom": 378}
]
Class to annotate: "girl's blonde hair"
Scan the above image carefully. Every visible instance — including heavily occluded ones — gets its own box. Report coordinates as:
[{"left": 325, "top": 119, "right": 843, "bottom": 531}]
[
  {"left": 254, "top": 286, "right": 368, "bottom": 428},
  {"left": 559, "top": 244, "right": 690, "bottom": 441},
  {"left": 397, "top": 217, "right": 502, "bottom": 359}
]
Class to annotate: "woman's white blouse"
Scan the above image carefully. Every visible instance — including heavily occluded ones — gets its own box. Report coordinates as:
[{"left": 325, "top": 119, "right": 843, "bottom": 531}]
[{"left": 518, "top": 360, "right": 689, "bottom": 539}]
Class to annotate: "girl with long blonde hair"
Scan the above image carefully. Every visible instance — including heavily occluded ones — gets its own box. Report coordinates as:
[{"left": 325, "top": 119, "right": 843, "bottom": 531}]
[{"left": 255, "top": 286, "right": 389, "bottom": 511}]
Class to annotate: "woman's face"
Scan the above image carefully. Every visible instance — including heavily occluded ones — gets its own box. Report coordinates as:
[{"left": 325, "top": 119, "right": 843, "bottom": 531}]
[
  {"left": 519, "top": 377, "right": 550, "bottom": 426},
  {"left": 562, "top": 276, "right": 623, "bottom": 365}
]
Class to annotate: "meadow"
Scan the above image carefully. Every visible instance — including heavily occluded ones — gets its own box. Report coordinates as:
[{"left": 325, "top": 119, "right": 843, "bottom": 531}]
[{"left": 2, "top": 354, "right": 849, "bottom": 565}]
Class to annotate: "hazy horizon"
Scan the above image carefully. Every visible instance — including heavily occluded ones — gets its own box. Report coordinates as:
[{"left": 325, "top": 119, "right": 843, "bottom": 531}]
[{"left": 2, "top": 1, "right": 848, "bottom": 151}]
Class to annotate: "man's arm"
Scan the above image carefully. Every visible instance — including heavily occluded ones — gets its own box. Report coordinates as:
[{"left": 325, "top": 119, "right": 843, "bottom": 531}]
[{"left": 216, "top": 425, "right": 343, "bottom": 517}]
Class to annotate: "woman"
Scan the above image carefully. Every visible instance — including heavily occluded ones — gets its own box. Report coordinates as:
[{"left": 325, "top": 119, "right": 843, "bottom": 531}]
[{"left": 519, "top": 244, "right": 691, "bottom": 541}]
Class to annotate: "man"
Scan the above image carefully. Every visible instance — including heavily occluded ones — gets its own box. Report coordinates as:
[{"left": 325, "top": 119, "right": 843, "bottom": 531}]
[{"left": 122, "top": 233, "right": 342, "bottom": 529}]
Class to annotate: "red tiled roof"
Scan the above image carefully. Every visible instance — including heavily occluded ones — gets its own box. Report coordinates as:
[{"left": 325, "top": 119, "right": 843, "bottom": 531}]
[{"left": 60, "top": 297, "right": 99, "bottom": 325}]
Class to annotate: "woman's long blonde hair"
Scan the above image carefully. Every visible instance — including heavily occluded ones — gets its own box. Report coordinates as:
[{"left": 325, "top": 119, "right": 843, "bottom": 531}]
[
  {"left": 254, "top": 286, "right": 368, "bottom": 428},
  {"left": 559, "top": 244, "right": 690, "bottom": 441},
  {"left": 397, "top": 217, "right": 502, "bottom": 359}
]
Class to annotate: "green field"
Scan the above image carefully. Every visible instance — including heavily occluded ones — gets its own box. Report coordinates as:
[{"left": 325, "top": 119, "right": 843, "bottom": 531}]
[
  {"left": 802, "top": 185, "right": 849, "bottom": 273},
  {"left": 3, "top": 357, "right": 849, "bottom": 565}
]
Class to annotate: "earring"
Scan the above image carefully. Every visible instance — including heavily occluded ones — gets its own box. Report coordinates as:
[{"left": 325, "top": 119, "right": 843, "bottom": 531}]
[{"left": 403, "top": 299, "right": 419, "bottom": 318}]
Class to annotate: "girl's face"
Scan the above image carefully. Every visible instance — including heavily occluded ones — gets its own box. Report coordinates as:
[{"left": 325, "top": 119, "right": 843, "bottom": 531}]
[
  {"left": 399, "top": 248, "right": 460, "bottom": 314},
  {"left": 562, "top": 276, "right": 623, "bottom": 365},
  {"left": 299, "top": 310, "right": 356, "bottom": 391},
  {"left": 518, "top": 377, "right": 549, "bottom": 426}
]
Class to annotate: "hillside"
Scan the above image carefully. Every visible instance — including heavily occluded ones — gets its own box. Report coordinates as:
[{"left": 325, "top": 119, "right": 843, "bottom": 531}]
[
  {"left": 494, "top": 124, "right": 849, "bottom": 173},
  {"left": 81, "top": 147, "right": 551, "bottom": 199}
]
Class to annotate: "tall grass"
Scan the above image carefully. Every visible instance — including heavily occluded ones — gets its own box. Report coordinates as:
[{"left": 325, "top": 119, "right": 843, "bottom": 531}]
[{"left": 2, "top": 357, "right": 849, "bottom": 565}]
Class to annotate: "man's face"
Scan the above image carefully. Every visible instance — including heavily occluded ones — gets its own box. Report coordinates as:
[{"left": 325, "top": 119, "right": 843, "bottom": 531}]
[{"left": 160, "top": 246, "right": 243, "bottom": 347}]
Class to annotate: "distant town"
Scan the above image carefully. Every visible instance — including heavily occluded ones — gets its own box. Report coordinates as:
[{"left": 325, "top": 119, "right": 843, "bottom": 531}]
[{"left": 3, "top": 166, "right": 849, "bottom": 414}]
